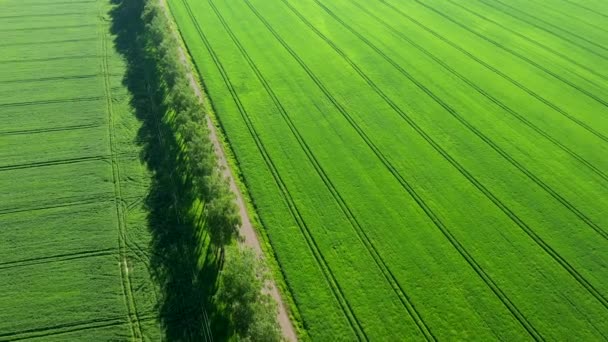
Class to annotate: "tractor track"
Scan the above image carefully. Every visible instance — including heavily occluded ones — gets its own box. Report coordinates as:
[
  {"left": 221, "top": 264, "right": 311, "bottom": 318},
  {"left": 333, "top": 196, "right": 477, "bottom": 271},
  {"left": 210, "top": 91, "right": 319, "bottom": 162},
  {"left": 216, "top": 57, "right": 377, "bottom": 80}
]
[
  {"left": 380, "top": 0, "right": 608, "bottom": 149},
  {"left": 0, "top": 37, "right": 98, "bottom": 47},
  {"left": 444, "top": 0, "right": 608, "bottom": 83},
  {"left": 99, "top": 12, "right": 144, "bottom": 340},
  {"left": 317, "top": 0, "right": 608, "bottom": 309},
  {"left": 414, "top": 0, "right": 608, "bottom": 109},
  {"left": 0, "top": 155, "right": 107, "bottom": 172},
  {"left": 0, "top": 249, "right": 115, "bottom": 271},
  {"left": 216, "top": 0, "right": 434, "bottom": 339},
  {"left": 0, "top": 123, "right": 103, "bottom": 136},
  {"left": 0, "top": 96, "right": 105, "bottom": 108}
]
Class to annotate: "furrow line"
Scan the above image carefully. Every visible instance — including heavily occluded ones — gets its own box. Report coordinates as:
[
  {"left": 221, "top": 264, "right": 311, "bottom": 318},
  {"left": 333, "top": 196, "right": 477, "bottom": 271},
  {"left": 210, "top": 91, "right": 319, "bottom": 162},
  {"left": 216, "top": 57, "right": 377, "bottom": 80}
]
[
  {"left": 476, "top": 0, "right": 608, "bottom": 59},
  {"left": 446, "top": 0, "right": 608, "bottom": 83},
  {"left": 0, "top": 196, "right": 110, "bottom": 216},
  {"left": 11, "top": 0, "right": 96, "bottom": 5},
  {"left": 323, "top": 1, "right": 608, "bottom": 309},
  {"left": 527, "top": 0, "right": 608, "bottom": 34},
  {"left": 337, "top": 0, "right": 608, "bottom": 241},
  {"left": 379, "top": 1, "right": 608, "bottom": 241},
  {"left": 180, "top": 0, "right": 365, "bottom": 339},
  {"left": 559, "top": 0, "right": 608, "bottom": 19},
  {"left": 350, "top": 1, "right": 608, "bottom": 190},
  {"left": 0, "top": 24, "right": 97, "bottom": 32},
  {"left": 0, "top": 155, "right": 108, "bottom": 172},
  {"left": 0, "top": 12, "right": 95, "bottom": 20},
  {"left": 379, "top": 0, "right": 608, "bottom": 145},
  {"left": 99, "top": 15, "right": 144, "bottom": 341},
  {"left": 0, "top": 96, "right": 105, "bottom": 108},
  {"left": 416, "top": 0, "right": 608, "bottom": 109},
  {"left": 0, "top": 55, "right": 101, "bottom": 64},
  {"left": 248, "top": 0, "right": 542, "bottom": 337},
  {"left": 125, "top": 196, "right": 144, "bottom": 212},
  {"left": 0, "top": 249, "right": 115, "bottom": 271},
  {"left": 216, "top": 0, "right": 433, "bottom": 339},
  {"left": 303, "top": 0, "right": 548, "bottom": 338},
  {"left": 0, "top": 123, "right": 103, "bottom": 136},
  {"left": 0, "top": 74, "right": 102, "bottom": 85},
  {"left": 0, "top": 37, "right": 98, "bottom": 47},
  {"left": 123, "top": 236, "right": 162, "bottom": 307},
  {"left": 0, "top": 317, "right": 127, "bottom": 342}
]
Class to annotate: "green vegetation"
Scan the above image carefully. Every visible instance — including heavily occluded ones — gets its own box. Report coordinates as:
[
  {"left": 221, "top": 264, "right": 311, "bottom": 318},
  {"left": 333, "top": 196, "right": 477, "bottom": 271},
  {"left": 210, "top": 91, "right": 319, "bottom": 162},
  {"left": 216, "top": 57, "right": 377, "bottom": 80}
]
[
  {"left": 216, "top": 247, "right": 281, "bottom": 342},
  {"left": 0, "top": 0, "right": 159, "bottom": 340},
  {"left": 169, "top": 0, "right": 608, "bottom": 340},
  {"left": 135, "top": 0, "right": 281, "bottom": 338},
  {"left": 1, "top": 0, "right": 280, "bottom": 340}
]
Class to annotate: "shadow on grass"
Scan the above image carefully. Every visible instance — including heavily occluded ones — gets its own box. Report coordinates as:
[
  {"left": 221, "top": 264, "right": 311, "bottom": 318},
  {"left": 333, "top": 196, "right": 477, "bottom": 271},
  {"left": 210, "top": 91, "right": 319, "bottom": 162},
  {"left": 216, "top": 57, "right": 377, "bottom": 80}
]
[{"left": 108, "top": 0, "right": 230, "bottom": 340}]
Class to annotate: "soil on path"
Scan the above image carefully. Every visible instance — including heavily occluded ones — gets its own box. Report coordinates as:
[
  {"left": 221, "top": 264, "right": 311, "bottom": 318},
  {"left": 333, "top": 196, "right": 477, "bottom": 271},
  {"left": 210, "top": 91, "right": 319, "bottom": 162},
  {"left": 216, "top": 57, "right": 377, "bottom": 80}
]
[{"left": 158, "top": 1, "right": 298, "bottom": 340}]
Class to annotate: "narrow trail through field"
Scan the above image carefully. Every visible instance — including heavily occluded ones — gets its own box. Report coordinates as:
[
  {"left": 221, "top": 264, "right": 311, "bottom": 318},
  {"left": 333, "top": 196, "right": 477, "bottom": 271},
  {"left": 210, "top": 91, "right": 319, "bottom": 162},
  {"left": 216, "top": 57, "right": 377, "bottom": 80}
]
[{"left": 158, "top": 0, "right": 298, "bottom": 340}]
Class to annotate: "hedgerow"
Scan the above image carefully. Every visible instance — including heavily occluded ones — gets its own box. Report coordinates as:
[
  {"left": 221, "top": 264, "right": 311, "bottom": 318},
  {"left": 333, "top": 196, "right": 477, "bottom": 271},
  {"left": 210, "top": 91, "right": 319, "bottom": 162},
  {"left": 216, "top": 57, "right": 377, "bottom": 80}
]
[{"left": 140, "top": 0, "right": 281, "bottom": 339}]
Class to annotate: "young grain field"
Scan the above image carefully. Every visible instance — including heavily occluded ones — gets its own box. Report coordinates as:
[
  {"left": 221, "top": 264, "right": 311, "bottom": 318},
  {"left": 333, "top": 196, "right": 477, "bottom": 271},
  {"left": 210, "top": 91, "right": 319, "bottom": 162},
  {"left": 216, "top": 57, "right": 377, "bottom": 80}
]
[
  {"left": 0, "top": 0, "right": 162, "bottom": 340},
  {"left": 168, "top": 0, "right": 608, "bottom": 340}
]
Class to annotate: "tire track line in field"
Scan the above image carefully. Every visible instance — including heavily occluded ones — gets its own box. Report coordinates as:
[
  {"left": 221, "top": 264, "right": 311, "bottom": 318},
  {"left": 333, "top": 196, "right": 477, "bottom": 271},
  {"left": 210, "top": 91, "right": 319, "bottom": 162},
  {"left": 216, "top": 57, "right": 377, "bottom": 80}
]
[
  {"left": 337, "top": 0, "right": 608, "bottom": 240},
  {"left": 475, "top": 0, "right": 608, "bottom": 59},
  {"left": 10, "top": 0, "right": 96, "bottom": 6},
  {"left": 99, "top": 13, "right": 144, "bottom": 340},
  {"left": 179, "top": 0, "right": 364, "bottom": 339},
  {"left": 0, "top": 24, "right": 97, "bottom": 32},
  {"left": 0, "top": 317, "right": 127, "bottom": 342},
  {"left": 350, "top": 1, "right": 608, "bottom": 185},
  {"left": 489, "top": 0, "right": 608, "bottom": 49},
  {"left": 0, "top": 123, "right": 103, "bottom": 136},
  {"left": 0, "top": 315, "right": 158, "bottom": 342},
  {"left": 559, "top": 0, "right": 608, "bottom": 19},
  {"left": 0, "top": 156, "right": 107, "bottom": 172},
  {"left": 322, "top": 0, "right": 608, "bottom": 310},
  {"left": 245, "top": 0, "right": 542, "bottom": 338},
  {"left": 445, "top": 0, "right": 608, "bottom": 83},
  {"left": 527, "top": 0, "right": 608, "bottom": 35},
  {"left": 0, "top": 196, "right": 126, "bottom": 216},
  {"left": 0, "top": 96, "right": 105, "bottom": 108},
  {"left": 0, "top": 55, "right": 100, "bottom": 64},
  {"left": 0, "top": 249, "right": 115, "bottom": 271},
  {"left": 0, "top": 37, "right": 98, "bottom": 47},
  {"left": 0, "top": 74, "right": 102, "bottom": 85},
  {"left": 415, "top": 1, "right": 608, "bottom": 109},
  {"left": 0, "top": 12, "right": 95, "bottom": 20},
  {"left": 379, "top": 0, "right": 608, "bottom": 146},
  {"left": 377, "top": 0, "right": 608, "bottom": 241},
  {"left": 214, "top": 0, "right": 433, "bottom": 339},
  {"left": 270, "top": 1, "right": 542, "bottom": 340}
]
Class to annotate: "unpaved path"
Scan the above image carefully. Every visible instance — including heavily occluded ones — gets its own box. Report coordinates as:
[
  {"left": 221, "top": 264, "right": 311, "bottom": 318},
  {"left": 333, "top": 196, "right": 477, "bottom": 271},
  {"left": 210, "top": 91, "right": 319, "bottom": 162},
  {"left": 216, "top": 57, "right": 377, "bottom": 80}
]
[{"left": 158, "top": 1, "right": 297, "bottom": 340}]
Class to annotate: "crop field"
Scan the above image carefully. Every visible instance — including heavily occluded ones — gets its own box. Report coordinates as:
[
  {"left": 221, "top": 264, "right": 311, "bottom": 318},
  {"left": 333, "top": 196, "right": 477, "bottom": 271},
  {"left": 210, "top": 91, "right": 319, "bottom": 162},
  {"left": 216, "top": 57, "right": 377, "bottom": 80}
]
[
  {"left": 169, "top": 0, "right": 608, "bottom": 340},
  {"left": 0, "top": 0, "right": 162, "bottom": 340}
]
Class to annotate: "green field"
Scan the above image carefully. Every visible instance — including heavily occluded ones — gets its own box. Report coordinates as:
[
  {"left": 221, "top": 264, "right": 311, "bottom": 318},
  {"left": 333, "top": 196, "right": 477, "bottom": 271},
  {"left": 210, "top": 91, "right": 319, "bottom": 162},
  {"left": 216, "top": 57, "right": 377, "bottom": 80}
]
[
  {"left": 169, "top": 0, "right": 608, "bottom": 340},
  {"left": 0, "top": 0, "right": 163, "bottom": 340}
]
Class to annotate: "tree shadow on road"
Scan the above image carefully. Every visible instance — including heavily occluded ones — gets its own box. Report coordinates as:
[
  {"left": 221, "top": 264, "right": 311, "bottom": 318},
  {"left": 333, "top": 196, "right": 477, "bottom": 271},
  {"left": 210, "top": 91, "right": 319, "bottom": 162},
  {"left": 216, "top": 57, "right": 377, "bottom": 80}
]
[{"left": 108, "top": 0, "right": 230, "bottom": 339}]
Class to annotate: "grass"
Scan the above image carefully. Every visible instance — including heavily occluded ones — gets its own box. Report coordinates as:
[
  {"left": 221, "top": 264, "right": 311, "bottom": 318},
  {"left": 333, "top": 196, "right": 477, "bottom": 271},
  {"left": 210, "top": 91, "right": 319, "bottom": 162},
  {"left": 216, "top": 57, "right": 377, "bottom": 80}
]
[{"left": 169, "top": 0, "right": 608, "bottom": 340}]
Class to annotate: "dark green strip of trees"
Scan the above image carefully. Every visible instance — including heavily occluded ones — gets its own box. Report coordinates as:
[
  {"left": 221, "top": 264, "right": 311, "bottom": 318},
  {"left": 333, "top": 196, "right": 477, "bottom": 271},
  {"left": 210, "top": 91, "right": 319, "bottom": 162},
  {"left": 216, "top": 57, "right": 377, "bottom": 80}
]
[{"left": 140, "top": 0, "right": 282, "bottom": 340}]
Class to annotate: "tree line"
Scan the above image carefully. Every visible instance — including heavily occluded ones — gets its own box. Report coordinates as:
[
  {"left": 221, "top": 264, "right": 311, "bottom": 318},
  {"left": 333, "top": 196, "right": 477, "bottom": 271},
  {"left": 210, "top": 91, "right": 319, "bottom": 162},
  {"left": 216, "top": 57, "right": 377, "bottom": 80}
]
[{"left": 140, "top": 0, "right": 282, "bottom": 340}]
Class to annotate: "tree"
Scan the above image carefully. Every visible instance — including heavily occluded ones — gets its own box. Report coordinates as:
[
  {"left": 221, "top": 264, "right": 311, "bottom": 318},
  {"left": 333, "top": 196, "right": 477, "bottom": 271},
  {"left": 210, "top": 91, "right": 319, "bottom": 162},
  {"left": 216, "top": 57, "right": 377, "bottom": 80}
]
[
  {"left": 215, "top": 247, "right": 281, "bottom": 342},
  {"left": 205, "top": 181, "right": 241, "bottom": 249}
]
